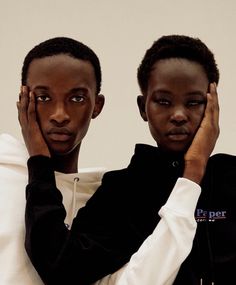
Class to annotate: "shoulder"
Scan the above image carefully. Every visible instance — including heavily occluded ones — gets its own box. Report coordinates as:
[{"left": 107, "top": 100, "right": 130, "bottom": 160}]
[
  {"left": 102, "top": 168, "right": 129, "bottom": 181},
  {"left": 85, "top": 168, "right": 131, "bottom": 204},
  {"left": 207, "top": 153, "right": 236, "bottom": 179},
  {"left": 210, "top": 152, "right": 236, "bottom": 160},
  {"left": 209, "top": 153, "right": 236, "bottom": 167}
]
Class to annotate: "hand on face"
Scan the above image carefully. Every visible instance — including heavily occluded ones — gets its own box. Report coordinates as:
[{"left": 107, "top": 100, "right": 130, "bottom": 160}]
[
  {"left": 17, "top": 86, "right": 51, "bottom": 157},
  {"left": 184, "top": 83, "right": 219, "bottom": 183}
]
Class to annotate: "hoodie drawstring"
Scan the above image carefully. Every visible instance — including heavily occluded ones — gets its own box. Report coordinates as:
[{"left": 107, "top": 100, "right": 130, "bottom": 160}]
[
  {"left": 67, "top": 177, "right": 79, "bottom": 228},
  {"left": 200, "top": 278, "right": 214, "bottom": 285}
]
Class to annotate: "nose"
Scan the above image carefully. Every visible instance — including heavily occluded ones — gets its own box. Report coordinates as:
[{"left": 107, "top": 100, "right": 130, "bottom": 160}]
[
  {"left": 49, "top": 103, "right": 70, "bottom": 125},
  {"left": 170, "top": 106, "right": 188, "bottom": 125}
]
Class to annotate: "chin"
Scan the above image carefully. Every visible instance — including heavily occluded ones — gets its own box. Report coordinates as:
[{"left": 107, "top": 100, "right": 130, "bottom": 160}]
[
  {"left": 163, "top": 143, "right": 189, "bottom": 154},
  {"left": 50, "top": 150, "right": 70, "bottom": 157},
  {"left": 49, "top": 145, "right": 77, "bottom": 156}
]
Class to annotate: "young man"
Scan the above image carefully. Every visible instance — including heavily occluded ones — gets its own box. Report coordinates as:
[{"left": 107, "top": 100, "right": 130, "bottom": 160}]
[
  {"left": 0, "top": 37, "right": 105, "bottom": 285},
  {"left": 0, "top": 132, "right": 105, "bottom": 285},
  {"left": 18, "top": 36, "right": 219, "bottom": 285}
]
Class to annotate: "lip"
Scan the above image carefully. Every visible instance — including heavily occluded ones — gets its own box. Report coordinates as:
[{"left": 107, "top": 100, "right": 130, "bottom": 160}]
[
  {"left": 167, "top": 133, "right": 189, "bottom": 141},
  {"left": 167, "top": 129, "right": 190, "bottom": 142},
  {"left": 47, "top": 128, "right": 73, "bottom": 142}
]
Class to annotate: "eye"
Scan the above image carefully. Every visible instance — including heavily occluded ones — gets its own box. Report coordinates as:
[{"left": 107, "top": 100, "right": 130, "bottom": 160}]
[
  {"left": 156, "top": 99, "right": 171, "bottom": 106},
  {"left": 71, "top": 95, "right": 85, "bottom": 103},
  {"left": 187, "top": 100, "right": 206, "bottom": 107},
  {"left": 36, "top": 95, "right": 51, "bottom": 102}
]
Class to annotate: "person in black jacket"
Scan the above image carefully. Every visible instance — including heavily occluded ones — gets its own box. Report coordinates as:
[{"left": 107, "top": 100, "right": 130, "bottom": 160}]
[{"left": 18, "top": 35, "right": 221, "bottom": 284}]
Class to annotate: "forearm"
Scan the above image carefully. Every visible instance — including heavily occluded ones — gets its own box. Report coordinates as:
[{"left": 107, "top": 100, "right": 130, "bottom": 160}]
[
  {"left": 26, "top": 156, "right": 122, "bottom": 284},
  {"left": 26, "top": 155, "right": 71, "bottom": 283}
]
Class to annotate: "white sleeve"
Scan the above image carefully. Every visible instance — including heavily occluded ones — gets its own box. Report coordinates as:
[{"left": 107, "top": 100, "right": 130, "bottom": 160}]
[{"left": 94, "top": 177, "right": 201, "bottom": 285}]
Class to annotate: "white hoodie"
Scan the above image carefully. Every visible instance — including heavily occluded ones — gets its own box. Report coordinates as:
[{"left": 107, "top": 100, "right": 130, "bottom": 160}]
[
  {"left": 0, "top": 133, "right": 104, "bottom": 285},
  {"left": 0, "top": 133, "right": 200, "bottom": 285}
]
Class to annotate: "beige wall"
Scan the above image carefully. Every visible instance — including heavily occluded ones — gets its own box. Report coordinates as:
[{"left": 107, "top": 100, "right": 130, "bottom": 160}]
[{"left": 1, "top": 0, "right": 236, "bottom": 170}]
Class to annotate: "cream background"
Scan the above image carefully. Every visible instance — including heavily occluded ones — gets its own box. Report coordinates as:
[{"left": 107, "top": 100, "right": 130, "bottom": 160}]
[{"left": 1, "top": 0, "right": 236, "bottom": 170}]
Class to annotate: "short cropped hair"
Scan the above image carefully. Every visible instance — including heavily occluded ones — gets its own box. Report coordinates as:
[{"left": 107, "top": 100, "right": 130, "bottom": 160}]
[
  {"left": 137, "top": 35, "right": 220, "bottom": 94},
  {"left": 21, "top": 37, "right": 102, "bottom": 94}
]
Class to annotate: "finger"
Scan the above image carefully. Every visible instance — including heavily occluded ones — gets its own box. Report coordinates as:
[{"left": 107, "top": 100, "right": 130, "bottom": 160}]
[
  {"left": 18, "top": 92, "right": 22, "bottom": 102},
  {"left": 27, "top": 91, "right": 37, "bottom": 123},
  {"left": 206, "top": 82, "right": 220, "bottom": 137},
  {"left": 16, "top": 86, "right": 25, "bottom": 125},
  {"left": 16, "top": 100, "right": 21, "bottom": 122},
  {"left": 16, "top": 88, "right": 22, "bottom": 110},
  {"left": 205, "top": 84, "right": 217, "bottom": 116},
  {"left": 18, "top": 86, "right": 30, "bottom": 126},
  {"left": 211, "top": 82, "right": 220, "bottom": 125},
  {"left": 208, "top": 83, "right": 219, "bottom": 125}
]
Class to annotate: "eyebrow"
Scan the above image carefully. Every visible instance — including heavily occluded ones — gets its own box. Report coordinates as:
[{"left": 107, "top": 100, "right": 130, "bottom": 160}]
[
  {"left": 69, "top": 87, "right": 88, "bottom": 94},
  {"left": 185, "top": 91, "right": 206, "bottom": 96},
  {"left": 152, "top": 90, "right": 171, "bottom": 96},
  {"left": 33, "top": 86, "right": 49, "bottom": 91},
  {"left": 32, "top": 86, "right": 88, "bottom": 94},
  {"left": 152, "top": 89, "right": 206, "bottom": 96}
]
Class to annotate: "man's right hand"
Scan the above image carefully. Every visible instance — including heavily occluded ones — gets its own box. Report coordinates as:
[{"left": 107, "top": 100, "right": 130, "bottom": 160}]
[{"left": 17, "top": 85, "right": 51, "bottom": 157}]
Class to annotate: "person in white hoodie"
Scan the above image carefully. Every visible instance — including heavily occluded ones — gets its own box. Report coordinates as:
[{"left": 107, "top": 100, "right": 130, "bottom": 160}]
[
  {"left": 0, "top": 36, "right": 218, "bottom": 285},
  {"left": 0, "top": 132, "right": 105, "bottom": 285}
]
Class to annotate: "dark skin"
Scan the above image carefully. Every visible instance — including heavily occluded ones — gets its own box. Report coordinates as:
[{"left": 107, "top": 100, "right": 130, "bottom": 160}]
[
  {"left": 137, "top": 58, "right": 219, "bottom": 184},
  {"left": 17, "top": 53, "right": 220, "bottom": 285},
  {"left": 17, "top": 54, "right": 104, "bottom": 173},
  {"left": 18, "top": 56, "right": 219, "bottom": 183}
]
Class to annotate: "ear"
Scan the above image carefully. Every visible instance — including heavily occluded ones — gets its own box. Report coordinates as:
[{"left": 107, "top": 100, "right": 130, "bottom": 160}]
[
  {"left": 92, "top": 94, "right": 105, "bottom": 119},
  {"left": 137, "top": 95, "right": 147, "bottom": 121}
]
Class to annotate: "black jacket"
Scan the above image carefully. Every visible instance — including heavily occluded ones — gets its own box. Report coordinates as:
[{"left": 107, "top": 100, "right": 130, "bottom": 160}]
[
  {"left": 25, "top": 144, "right": 236, "bottom": 285},
  {"left": 174, "top": 152, "right": 236, "bottom": 285}
]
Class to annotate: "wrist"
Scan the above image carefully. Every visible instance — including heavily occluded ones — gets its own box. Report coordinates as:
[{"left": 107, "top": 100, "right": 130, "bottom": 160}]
[
  {"left": 27, "top": 144, "right": 50, "bottom": 158},
  {"left": 183, "top": 159, "right": 206, "bottom": 184}
]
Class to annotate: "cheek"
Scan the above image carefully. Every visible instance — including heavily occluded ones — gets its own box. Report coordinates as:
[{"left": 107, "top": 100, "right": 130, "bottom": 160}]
[
  {"left": 74, "top": 109, "right": 93, "bottom": 129},
  {"left": 74, "top": 117, "right": 92, "bottom": 143},
  {"left": 191, "top": 107, "right": 205, "bottom": 128},
  {"left": 147, "top": 111, "right": 163, "bottom": 136},
  {"left": 146, "top": 102, "right": 158, "bottom": 119},
  {"left": 35, "top": 106, "right": 49, "bottom": 128},
  {"left": 35, "top": 105, "right": 44, "bottom": 126},
  {"left": 146, "top": 103, "right": 165, "bottom": 125}
]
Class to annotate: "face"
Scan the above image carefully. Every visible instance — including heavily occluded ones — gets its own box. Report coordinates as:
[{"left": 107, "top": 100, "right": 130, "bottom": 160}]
[
  {"left": 26, "top": 54, "right": 104, "bottom": 155},
  {"left": 138, "top": 58, "right": 209, "bottom": 153}
]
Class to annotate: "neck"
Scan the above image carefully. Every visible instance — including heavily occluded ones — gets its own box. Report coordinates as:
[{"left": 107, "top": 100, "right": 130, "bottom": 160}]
[{"left": 51, "top": 145, "right": 80, "bottom": 174}]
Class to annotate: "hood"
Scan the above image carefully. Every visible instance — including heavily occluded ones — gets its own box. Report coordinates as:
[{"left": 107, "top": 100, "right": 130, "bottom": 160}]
[
  {"left": 55, "top": 166, "right": 106, "bottom": 228},
  {"left": 0, "top": 133, "right": 28, "bottom": 168},
  {"left": 56, "top": 167, "right": 106, "bottom": 184}
]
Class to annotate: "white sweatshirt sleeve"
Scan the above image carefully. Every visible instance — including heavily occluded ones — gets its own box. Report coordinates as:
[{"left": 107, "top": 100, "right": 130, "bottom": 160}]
[{"left": 94, "top": 177, "right": 200, "bottom": 285}]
